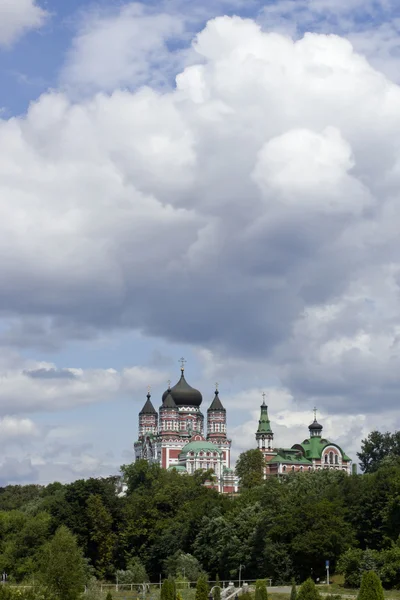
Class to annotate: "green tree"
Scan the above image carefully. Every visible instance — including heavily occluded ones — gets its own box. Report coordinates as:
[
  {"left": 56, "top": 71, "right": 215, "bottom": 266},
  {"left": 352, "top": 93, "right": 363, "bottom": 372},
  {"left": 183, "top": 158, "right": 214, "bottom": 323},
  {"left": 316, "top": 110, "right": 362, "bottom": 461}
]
[
  {"left": 357, "top": 571, "right": 384, "bottom": 600},
  {"left": 86, "top": 494, "right": 116, "bottom": 579},
  {"left": 214, "top": 575, "right": 221, "bottom": 600},
  {"left": 297, "top": 579, "right": 320, "bottom": 600},
  {"left": 117, "top": 557, "right": 149, "bottom": 584},
  {"left": 357, "top": 431, "right": 400, "bottom": 473},
  {"left": 39, "top": 525, "right": 86, "bottom": 600},
  {"left": 235, "top": 450, "right": 264, "bottom": 489},
  {"left": 106, "top": 593, "right": 113, "bottom": 600},
  {"left": 255, "top": 580, "right": 268, "bottom": 600},
  {"left": 164, "top": 551, "right": 203, "bottom": 581},
  {"left": 161, "top": 579, "right": 176, "bottom": 600},
  {"left": 195, "top": 575, "right": 209, "bottom": 600},
  {"left": 290, "top": 580, "right": 297, "bottom": 600}
]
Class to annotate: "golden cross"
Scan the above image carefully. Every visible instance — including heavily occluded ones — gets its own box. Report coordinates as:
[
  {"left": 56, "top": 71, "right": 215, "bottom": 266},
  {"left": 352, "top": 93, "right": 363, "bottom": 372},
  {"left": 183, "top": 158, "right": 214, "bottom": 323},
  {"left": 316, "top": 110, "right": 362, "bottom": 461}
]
[
  {"left": 167, "top": 379, "right": 171, "bottom": 388},
  {"left": 179, "top": 357, "right": 186, "bottom": 371},
  {"left": 147, "top": 385, "right": 151, "bottom": 394},
  {"left": 262, "top": 392, "right": 266, "bottom": 403},
  {"left": 313, "top": 407, "right": 317, "bottom": 421},
  {"left": 215, "top": 382, "right": 219, "bottom": 391}
]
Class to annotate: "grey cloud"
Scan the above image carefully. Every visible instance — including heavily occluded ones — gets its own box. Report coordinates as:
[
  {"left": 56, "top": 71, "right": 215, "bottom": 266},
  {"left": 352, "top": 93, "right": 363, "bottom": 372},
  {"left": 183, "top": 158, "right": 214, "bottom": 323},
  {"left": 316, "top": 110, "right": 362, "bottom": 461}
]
[{"left": 24, "top": 368, "right": 77, "bottom": 380}]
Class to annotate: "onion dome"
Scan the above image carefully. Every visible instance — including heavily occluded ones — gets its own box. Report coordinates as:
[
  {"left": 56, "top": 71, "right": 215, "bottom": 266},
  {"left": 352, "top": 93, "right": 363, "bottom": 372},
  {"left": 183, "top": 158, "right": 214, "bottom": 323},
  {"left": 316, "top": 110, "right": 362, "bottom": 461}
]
[
  {"left": 139, "top": 392, "right": 157, "bottom": 415},
  {"left": 162, "top": 366, "right": 202, "bottom": 407},
  {"left": 309, "top": 408, "right": 323, "bottom": 437},
  {"left": 208, "top": 388, "right": 225, "bottom": 412}
]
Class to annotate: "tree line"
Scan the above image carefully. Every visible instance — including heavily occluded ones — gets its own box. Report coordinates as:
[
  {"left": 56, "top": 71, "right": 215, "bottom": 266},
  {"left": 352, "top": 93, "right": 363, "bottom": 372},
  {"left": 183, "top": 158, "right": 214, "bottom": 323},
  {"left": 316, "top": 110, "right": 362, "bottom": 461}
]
[{"left": 0, "top": 429, "right": 397, "bottom": 597}]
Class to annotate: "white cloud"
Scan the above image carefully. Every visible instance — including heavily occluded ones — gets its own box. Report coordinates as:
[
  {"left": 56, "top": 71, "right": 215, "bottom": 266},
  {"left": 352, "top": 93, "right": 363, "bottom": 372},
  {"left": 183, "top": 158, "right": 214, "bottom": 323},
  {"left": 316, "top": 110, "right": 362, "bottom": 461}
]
[
  {"left": 1, "top": 15, "right": 400, "bottom": 438},
  {"left": 0, "top": 353, "right": 167, "bottom": 414},
  {"left": 0, "top": 0, "right": 48, "bottom": 47},
  {"left": 61, "top": 3, "right": 186, "bottom": 94}
]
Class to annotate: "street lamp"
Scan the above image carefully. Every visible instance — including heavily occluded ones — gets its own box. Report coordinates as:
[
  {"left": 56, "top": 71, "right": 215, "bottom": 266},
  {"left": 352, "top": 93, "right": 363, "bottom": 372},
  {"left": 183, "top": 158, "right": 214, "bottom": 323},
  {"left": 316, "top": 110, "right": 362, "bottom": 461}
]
[{"left": 239, "top": 565, "right": 244, "bottom": 590}]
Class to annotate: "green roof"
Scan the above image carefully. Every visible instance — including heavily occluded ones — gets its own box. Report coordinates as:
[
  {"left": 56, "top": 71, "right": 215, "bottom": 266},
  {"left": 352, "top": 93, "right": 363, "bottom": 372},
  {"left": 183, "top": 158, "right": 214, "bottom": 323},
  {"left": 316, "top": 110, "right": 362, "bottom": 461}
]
[
  {"left": 269, "top": 448, "right": 312, "bottom": 465},
  {"left": 257, "top": 403, "right": 273, "bottom": 434},
  {"left": 180, "top": 440, "right": 222, "bottom": 455},
  {"left": 298, "top": 437, "right": 351, "bottom": 461},
  {"left": 168, "top": 465, "right": 187, "bottom": 471}
]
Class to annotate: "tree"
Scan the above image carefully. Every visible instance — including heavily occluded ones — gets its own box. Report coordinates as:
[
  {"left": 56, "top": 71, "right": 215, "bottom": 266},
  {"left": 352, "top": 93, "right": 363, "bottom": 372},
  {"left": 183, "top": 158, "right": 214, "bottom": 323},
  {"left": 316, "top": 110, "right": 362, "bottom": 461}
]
[
  {"left": 290, "top": 580, "right": 297, "bottom": 600},
  {"left": 106, "top": 593, "right": 113, "bottom": 600},
  {"left": 214, "top": 575, "right": 221, "bottom": 600},
  {"left": 235, "top": 450, "right": 264, "bottom": 489},
  {"left": 116, "top": 557, "right": 149, "bottom": 584},
  {"left": 255, "top": 580, "right": 268, "bottom": 600},
  {"left": 164, "top": 551, "right": 203, "bottom": 581},
  {"left": 161, "top": 579, "right": 176, "bottom": 600},
  {"left": 357, "top": 571, "right": 384, "bottom": 600},
  {"left": 195, "top": 575, "right": 209, "bottom": 600},
  {"left": 297, "top": 579, "right": 320, "bottom": 600},
  {"left": 86, "top": 494, "right": 116, "bottom": 579},
  {"left": 39, "top": 525, "right": 86, "bottom": 600},
  {"left": 357, "top": 431, "right": 400, "bottom": 473}
]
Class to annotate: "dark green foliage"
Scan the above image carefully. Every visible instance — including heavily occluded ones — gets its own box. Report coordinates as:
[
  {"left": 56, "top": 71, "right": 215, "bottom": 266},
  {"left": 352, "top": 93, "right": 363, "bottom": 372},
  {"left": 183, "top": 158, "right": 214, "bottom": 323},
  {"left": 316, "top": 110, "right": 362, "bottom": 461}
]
[
  {"left": 195, "top": 575, "right": 209, "bottom": 600},
  {"left": 357, "top": 571, "right": 384, "bottom": 600},
  {"left": 255, "top": 580, "right": 268, "bottom": 600},
  {"left": 235, "top": 450, "right": 264, "bottom": 489},
  {"left": 357, "top": 431, "right": 400, "bottom": 473},
  {"left": 290, "top": 579, "right": 297, "bottom": 600},
  {"left": 297, "top": 578, "right": 320, "bottom": 600},
  {"left": 213, "top": 575, "right": 221, "bottom": 600},
  {"left": 164, "top": 551, "right": 203, "bottom": 581},
  {"left": 106, "top": 593, "right": 113, "bottom": 600},
  {"left": 240, "top": 594, "right": 252, "bottom": 600},
  {"left": 39, "top": 525, "right": 87, "bottom": 600},
  {"left": 161, "top": 579, "right": 176, "bottom": 600}
]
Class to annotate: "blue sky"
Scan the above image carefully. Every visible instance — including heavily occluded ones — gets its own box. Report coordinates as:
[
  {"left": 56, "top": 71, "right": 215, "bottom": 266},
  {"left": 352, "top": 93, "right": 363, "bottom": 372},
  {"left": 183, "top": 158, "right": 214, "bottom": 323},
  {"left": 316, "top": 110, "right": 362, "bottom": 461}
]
[{"left": 1, "top": 0, "right": 400, "bottom": 483}]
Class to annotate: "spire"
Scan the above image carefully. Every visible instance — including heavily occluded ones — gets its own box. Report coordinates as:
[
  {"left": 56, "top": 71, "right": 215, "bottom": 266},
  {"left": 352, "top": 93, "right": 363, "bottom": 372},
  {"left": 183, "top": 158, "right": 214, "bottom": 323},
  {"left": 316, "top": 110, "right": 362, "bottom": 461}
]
[
  {"left": 162, "top": 392, "right": 177, "bottom": 409},
  {"left": 208, "top": 386, "right": 225, "bottom": 412},
  {"left": 257, "top": 399, "right": 273, "bottom": 434},
  {"left": 139, "top": 389, "right": 157, "bottom": 415}
]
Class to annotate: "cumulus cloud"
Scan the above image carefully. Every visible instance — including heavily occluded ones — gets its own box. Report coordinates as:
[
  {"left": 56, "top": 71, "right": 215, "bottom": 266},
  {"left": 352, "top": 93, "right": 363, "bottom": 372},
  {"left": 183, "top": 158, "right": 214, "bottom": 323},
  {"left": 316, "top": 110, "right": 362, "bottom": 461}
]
[
  {"left": 61, "top": 3, "right": 186, "bottom": 94},
  {"left": 1, "top": 15, "right": 400, "bottom": 424},
  {"left": 0, "top": 0, "right": 48, "bottom": 47}
]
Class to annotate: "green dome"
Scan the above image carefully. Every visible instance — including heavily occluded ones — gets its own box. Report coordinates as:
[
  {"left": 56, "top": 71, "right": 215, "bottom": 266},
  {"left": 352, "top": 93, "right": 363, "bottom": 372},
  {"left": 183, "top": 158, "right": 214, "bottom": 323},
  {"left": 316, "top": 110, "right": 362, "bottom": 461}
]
[{"left": 180, "top": 440, "right": 222, "bottom": 455}]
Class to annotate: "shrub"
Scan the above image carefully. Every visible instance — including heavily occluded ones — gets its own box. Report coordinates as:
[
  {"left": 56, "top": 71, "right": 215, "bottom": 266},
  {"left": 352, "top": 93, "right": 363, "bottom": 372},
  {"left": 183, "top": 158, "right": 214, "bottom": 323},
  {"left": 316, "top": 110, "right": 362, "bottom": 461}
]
[
  {"left": 357, "top": 571, "right": 384, "bottom": 600},
  {"left": 297, "top": 578, "right": 320, "bottom": 600}
]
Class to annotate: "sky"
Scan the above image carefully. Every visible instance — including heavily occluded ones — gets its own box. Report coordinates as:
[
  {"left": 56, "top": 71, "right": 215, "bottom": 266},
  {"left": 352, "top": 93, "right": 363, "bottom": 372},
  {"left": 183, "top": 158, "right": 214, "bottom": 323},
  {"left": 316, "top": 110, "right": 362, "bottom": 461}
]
[{"left": 0, "top": 0, "right": 400, "bottom": 484}]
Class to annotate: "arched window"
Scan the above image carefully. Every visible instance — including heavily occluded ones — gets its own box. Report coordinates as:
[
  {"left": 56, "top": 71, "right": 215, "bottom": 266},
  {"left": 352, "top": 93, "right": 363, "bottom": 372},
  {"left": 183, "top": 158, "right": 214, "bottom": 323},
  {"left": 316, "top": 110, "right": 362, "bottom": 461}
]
[
  {"left": 329, "top": 451, "right": 334, "bottom": 464},
  {"left": 291, "top": 466, "right": 295, "bottom": 472},
  {"left": 308, "top": 467, "right": 312, "bottom": 471},
  {"left": 300, "top": 466, "right": 304, "bottom": 472},
  {"left": 283, "top": 466, "right": 286, "bottom": 472},
  {"left": 335, "top": 454, "right": 339, "bottom": 465},
  {"left": 325, "top": 454, "right": 328, "bottom": 464}
]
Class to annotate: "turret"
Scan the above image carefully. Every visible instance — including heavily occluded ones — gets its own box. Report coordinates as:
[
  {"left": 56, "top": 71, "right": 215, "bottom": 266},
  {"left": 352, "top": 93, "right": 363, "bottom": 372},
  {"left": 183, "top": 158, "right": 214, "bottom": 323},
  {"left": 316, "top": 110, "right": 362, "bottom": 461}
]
[
  {"left": 256, "top": 396, "right": 274, "bottom": 451},
  {"left": 138, "top": 390, "right": 158, "bottom": 437},
  {"left": 207, "top": 386, "right": 227, "bottom": 441},
  {"left": 159, "top": 391, "right": 179, "bottom": 435}
]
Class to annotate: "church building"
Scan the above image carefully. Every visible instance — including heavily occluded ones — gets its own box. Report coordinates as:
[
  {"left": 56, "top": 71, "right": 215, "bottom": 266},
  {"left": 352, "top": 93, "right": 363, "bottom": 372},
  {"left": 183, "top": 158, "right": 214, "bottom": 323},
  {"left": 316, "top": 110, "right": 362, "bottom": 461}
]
[
  {"left": 256, "top": 400, "right": 352, "bottom": 475},
  {"left": 134, "top": 362, "right": 238, "bottom": 493}
]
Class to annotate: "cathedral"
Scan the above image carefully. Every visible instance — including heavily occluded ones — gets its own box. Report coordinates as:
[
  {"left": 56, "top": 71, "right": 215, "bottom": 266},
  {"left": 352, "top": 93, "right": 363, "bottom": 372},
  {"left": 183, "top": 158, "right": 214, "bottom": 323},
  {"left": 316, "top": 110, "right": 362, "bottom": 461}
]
[
  {"left": 134, "top": 362, "right": 238, "bottom": 493},
  {"left": 134, "top": 362, "right": 352, "bottom": 492}
]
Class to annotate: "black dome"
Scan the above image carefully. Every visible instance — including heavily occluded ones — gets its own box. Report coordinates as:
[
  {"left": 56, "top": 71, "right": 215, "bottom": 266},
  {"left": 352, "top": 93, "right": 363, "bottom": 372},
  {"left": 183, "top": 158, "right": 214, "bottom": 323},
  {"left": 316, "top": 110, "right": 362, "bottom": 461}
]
[
  {"left": 162, "top": 371, "right": 202, "bottom": 407},
  {"left": 309, "top": 419, "right": 323, "bottom": 430}
]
